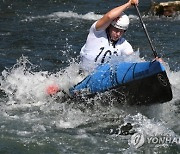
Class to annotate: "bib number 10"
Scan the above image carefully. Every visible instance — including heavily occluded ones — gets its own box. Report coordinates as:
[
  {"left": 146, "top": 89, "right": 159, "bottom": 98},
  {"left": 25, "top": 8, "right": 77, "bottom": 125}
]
[{"left": 95, "top": 47, "right": 118, "bottom": 63}]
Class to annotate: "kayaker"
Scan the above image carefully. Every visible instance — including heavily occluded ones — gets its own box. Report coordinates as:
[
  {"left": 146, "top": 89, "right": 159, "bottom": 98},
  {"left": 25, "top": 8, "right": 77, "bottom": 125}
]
[{"left": 80, "top": 0, "right": 139, "bottom": 72}]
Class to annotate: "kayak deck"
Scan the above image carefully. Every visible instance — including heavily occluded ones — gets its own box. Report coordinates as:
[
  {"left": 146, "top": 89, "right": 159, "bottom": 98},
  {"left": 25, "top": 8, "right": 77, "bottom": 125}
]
[{"left": 70, "top": 61, "right": 173, "bottom": 105}]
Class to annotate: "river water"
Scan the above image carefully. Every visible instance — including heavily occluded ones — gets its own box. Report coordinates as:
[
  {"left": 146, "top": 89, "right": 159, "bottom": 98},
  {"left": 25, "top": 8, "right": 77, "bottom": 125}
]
[{"left": 0, "top": 0, "right": 180, "bottom": 153}]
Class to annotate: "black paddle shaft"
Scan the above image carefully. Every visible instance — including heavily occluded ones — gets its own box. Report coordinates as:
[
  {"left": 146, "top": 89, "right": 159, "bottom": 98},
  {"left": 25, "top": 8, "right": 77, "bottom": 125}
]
[{"left": 135, "top": 5, "right": 158, "bottom": 58}]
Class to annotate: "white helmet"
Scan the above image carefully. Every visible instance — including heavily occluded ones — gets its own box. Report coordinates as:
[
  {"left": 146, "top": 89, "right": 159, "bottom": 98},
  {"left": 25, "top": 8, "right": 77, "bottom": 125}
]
[{"left": 111, "top": 12, "right": 129, "bottom": 30}]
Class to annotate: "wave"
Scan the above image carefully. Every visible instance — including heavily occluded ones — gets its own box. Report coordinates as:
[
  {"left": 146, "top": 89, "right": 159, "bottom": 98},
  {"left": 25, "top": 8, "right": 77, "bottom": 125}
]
[
  {"left": 0, "top": 55, "right": 179, "bottom": 105},
  {"left": 22, "top": 11, "right": 103, "bottom": 22},
  {"left": 22, "top": 11, "right": 180, "bottom": 23},
  {"left": 21, "top": 11, "right": 140, "bottom": 22},
  {"left": 0, "top": 56, "right": 179, "bottom": 153}
]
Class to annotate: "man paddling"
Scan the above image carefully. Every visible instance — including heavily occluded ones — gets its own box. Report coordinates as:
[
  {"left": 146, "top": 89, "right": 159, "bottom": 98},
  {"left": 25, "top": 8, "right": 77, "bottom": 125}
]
[
  {"left": 80, "top": 0, "right": 139, "bottom": 72},
  {"left": 46, "top": 0, "right": 163, "bottom": 96},
  {"left": 46, "top": 0, "right": 139, "bottom": 95}
]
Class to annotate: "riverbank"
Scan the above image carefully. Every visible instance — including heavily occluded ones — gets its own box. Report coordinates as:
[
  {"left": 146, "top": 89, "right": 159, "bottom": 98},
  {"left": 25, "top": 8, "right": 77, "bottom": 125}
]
[{"left": 150, "top": 1, "right": 180, "bottom": 16}]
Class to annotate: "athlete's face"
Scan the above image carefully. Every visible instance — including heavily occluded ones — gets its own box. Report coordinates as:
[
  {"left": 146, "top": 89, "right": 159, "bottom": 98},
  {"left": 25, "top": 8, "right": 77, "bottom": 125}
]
[{"left": 109, "top": 25, "right": 125, "bottom": 41}]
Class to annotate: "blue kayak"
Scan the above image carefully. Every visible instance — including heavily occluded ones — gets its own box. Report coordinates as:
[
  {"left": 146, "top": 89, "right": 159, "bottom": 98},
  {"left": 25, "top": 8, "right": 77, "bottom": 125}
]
[{"left": 70, "top": 61, "right": 172, "bottom": 105}]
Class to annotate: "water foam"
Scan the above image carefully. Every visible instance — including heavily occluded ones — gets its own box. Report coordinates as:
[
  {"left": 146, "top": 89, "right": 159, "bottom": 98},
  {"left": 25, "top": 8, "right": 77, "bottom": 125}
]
[
  {"left": 0, "top": 56, "right": 179, "bottom": 154},
  {"left": 0, "top": 56, "right": 84, "bottom": 105},
  {"left": 0, "top": 54, "right": 179, "bottom": 108},
  {"left": 21, "top": 10, "right": 180, "bottom": 23},
  {"left": 0, "top": 55, "right": 179, "bottom": 132},
  {"left": 164, "top": 64, "right": 180, "bottom": 100},
  {"left": 22, "top": 11, "right": 103, "bottom": 22}
]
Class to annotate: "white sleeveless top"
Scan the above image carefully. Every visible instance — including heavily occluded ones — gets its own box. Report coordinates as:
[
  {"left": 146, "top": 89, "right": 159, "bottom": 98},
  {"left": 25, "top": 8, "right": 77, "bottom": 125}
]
[{"left": 80, "top": 21, "right": 134, "bottom": 72}]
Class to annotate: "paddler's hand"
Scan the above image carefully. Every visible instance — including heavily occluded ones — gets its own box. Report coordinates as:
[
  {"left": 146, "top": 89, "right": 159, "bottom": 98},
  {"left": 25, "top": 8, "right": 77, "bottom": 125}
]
[
  {"left": 154, "top": 57, "right": 164, "bottom": 63},
  {"left": 129, "top": 0, "right": 139, "bottom": 6}
]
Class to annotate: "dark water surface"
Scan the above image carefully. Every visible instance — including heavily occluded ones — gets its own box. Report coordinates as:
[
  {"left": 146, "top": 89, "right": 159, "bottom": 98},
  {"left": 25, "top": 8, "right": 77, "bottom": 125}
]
[{"left": 0, "top": 0, "right": 180, "bottom": 153}]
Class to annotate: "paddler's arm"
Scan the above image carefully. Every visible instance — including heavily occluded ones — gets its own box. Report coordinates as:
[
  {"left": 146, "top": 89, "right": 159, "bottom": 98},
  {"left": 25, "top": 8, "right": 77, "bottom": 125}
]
[{"left": 95, "top": 0, "right": 139, "bottom": 31}]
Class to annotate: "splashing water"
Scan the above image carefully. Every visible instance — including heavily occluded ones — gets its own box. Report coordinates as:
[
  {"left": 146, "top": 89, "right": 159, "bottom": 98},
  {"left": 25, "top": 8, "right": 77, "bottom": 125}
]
[
  {"left": 0, "top": 55, "right": 179, "bottom": 153},
  {"left": 0, "top": 54, "right": 179, "bottom": 108},
  {"left": 22, "top": 11, "right": 103, "bottom": 22},
  {"left": 0, "top": 56, "right": 84, "bottom": 104}
]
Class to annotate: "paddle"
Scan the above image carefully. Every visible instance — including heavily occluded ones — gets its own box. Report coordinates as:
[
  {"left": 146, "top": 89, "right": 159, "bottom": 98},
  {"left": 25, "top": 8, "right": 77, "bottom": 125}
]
[{"left": 134, "top": 4, "right": 158, "bottom": 58}]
